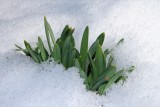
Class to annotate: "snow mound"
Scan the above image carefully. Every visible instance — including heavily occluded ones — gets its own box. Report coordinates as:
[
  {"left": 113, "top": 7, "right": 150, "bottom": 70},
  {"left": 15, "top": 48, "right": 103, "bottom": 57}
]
[{"left": 0, "top": 0, "right": 160, "bottom": 107}]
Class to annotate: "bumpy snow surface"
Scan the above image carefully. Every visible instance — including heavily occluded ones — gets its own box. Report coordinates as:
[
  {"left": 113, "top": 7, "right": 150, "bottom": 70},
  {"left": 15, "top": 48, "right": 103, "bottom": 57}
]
[{"left": 0, "top": 0, "right": 160, "bottom": 107}]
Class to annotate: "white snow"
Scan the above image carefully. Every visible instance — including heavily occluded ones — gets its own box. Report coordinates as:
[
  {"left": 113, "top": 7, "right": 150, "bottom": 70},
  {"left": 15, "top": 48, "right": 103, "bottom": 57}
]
[{"left": 1, "top": 0, "right": 160, "bottom": 107}]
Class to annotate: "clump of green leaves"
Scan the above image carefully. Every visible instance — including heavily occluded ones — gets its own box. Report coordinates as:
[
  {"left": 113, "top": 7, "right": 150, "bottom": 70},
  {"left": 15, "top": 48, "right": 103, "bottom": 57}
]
[
  {"left": 75, "top": 27, "right": 135, "bottom": 95},
  {"left": 16, "top": 17, "right": 79, "bottom": 69},
  {"left": 15, "top": 17, "right": 135, "bottom": 95},
  {"left": 44, "top": 17, "right": 79, "bottom": 68},
  {"left": 15, "top": 36, "right": 49, "bottom": 63}
]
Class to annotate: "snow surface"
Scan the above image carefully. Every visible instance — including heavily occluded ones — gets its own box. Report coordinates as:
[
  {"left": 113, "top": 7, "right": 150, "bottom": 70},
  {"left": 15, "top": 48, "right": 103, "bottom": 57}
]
[{"left": 1, "top": 0, "right": 160, "bottom": 107}]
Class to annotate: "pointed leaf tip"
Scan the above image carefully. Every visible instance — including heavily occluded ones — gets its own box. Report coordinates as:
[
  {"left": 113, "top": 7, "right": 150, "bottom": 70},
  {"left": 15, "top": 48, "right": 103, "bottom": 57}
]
[
  {"left": 44, "top": 16, "right": 47, "bottom": 21},
  {"left": 128, "top": 66, "right": 135, "bottom": 73},
  {"left": 116, "top": 38, "right": 124, "bottom": 46}
]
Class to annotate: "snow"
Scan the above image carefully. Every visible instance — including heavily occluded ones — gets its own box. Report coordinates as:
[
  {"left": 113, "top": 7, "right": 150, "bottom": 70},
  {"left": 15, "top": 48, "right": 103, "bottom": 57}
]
[{"left": 1, "top": 0, "right": 160, "bottom": 107}]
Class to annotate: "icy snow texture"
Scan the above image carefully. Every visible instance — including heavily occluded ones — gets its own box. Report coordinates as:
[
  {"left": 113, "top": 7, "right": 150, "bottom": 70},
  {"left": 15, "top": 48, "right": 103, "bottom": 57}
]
[{"left": 0, "top": 0, "right": 160, "bottom": 107}]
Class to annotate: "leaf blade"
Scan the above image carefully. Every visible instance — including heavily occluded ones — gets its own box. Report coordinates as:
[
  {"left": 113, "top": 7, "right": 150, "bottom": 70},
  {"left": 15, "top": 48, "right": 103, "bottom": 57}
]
[
  {"left": 24, "top": 41, "right": 40, "bottom": 63},
  {"left": 38, "top": 36, "right": 48, "bottom": 61},
  {"left": 98, "top": 69, "right": 124, "bottom": 95},
  {"left": 80, "top": 26, "right": 89, "bottom": 70}
]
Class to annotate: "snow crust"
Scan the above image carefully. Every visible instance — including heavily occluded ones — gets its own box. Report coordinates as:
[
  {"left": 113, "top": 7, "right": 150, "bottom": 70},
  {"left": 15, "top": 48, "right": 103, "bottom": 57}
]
[{"left": 1, "top": 0, "right": 160, "bottom": 107}]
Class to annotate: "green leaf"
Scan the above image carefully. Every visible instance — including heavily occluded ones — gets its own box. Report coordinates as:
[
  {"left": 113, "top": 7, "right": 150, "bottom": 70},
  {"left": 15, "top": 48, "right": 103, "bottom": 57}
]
[
  {"left": 83, "top": 40, "right": 99, "bottom": 74},
  {"left": 91, "top": 66, "right": 116, "bottom": 91},
  {"left": 56, "top": 38, "right": 62, "bottom": 54},
  {"left": 68, "top": 49, "right": 76, "bottom": 67},
  {"left": 74, "top": 48, "right": 80, "bottom": 58},
  {"left": 97, "top": 83, "right": 106, "bottom": 95},
  {"left": 80, "top": 26, "right": 89, "bottom": 70},
  {"left": 103, "top": 51, "right": 107, "bottom": 71},
  {"left": 75, "top": 59, "right": 82, "bottom": 70},
  {"left": 91, "top": 79, "right": 106, "bottom": 91},
  {"left": 115, "top": 75, "right": 128, "bottom": 84},
  {"left": 62, "top": 50, "right": 69, "bottom": 68},
  {"left": 15, "top": 48, "right": 26, "bottom": 51},
  {"left": 86, "top": 33, "right": 105, "bottom": 75},
  {"left": 88, "top": 52, "right": 98, "bottom": 81},
  {"left": 88, "top": 32, "right": 105, "bottom": 59},
  {"left": 97, "top": 32, "right": 105, "bottom": 46},
  {"left": 98, "top": 69, "right": 124, "bottom": 95},
  {"left": 107, "top": 55, "right": 114, "bottom": 69},
  {"left": 70, "top": 35, "right": 75, "bottom": 47},
  {"left": 116, "top": 38, "right": 124, "bottom": 46},
  {"left": 37, "top": 54, "right": 43, "bottom": 62},
  {"left": 87, "top": 74, "right": 93, "bottom": 90},
  {"left": 104, "top": 49, "right": 109, "bottom": 58},
  {"left": 24, "top": 41, "right": 39, "bottom": 63},
  {"left": 95, "top": 45, "right": 104, "bottom": 75},
  {"left": 75, "top": 59, "right": 86, "bottom": 79},
  {"left": 34, "top": 47, "right": 39, "bottom": 53},
  {"left": 89, "top": 40, "right": 99, "bottom": 59},
  {"left": 15, "top": 44, "right": 30, "bottom": 56},
  {"left": 15, "top": 44, "right": 24, "bottom": 50},
  {"left": 60, "top": 25, "right": 69, "bottom": 43},
  {"left": 62, "top": 36, "right": 71, "bottom": 58},
  {"left": 46, "top": 20, "right": 55, "bottom": 45},
  {"left": 44, "top": 17, "right": 54, "bottom": 55},
  {"left": 61, "top": 27, "right": 74, "bottom": 46},
  {"left": 53, "top": 43, "right": 61, "bottom": 63},
  {"left": 127, "top": 66, "right": 135, "bottom": 73},
  {"left": 38, "top": 37, "right": 48, "bottom": 61},
  {"left": 105, "top": 67, "right": 116, "bottom": 80}
]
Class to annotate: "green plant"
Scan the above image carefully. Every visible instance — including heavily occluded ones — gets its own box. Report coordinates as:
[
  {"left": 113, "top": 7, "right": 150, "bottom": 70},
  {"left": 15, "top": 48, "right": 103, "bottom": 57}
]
[
  {"left": 15, "top": 17, "right": 135, "bottom": 96},
  {"left": 16, "top": 17, "right": 79, "bottom": 69},
  {"left": 56, "top": 26, "right": 79, "bottom": 68},
  {"left": 15, "top": 36, "right": 49, "bottom": 63},
  {"left": 75, "top": 27, "right": 134, "bottom": 95}
]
